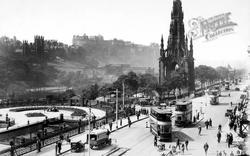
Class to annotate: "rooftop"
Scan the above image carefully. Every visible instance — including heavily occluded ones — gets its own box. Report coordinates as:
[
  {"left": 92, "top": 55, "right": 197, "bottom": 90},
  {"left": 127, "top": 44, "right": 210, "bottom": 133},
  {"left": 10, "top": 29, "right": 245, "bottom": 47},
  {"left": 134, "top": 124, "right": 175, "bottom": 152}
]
[
  {"left": 151, "top": 107, "right": 172, "bottom": 114},
  {"left": 176, "top": 100, "right": 192, "bottom": 106}
]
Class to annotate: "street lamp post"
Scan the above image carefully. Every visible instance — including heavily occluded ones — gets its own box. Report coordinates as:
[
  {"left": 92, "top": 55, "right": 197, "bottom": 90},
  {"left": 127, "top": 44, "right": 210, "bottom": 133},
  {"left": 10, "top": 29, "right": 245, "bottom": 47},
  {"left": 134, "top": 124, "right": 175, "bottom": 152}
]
[
  {"left": 116, "top": 89, "right": 118, "bottom": 129},
  {"left": 88, "top": 100, "right": 91, "bottom": 156},
  {"left": 122, "top": 81, "right": 125, "bottom": 110}
]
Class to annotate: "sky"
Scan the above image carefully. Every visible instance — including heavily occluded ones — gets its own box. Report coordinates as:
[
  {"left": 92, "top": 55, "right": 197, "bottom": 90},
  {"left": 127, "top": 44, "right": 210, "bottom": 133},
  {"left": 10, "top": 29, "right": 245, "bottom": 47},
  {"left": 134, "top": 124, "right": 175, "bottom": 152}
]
[{"left": 0, "top": 0, "right": 249, "bottom": 69}]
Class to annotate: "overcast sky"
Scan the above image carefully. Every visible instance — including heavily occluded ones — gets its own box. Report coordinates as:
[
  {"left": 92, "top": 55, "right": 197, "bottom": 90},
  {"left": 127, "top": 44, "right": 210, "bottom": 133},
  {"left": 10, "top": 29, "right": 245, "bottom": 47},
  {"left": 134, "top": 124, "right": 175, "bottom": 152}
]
[{"left": 0, "top": 0, "right": 249, "bottom": 68}]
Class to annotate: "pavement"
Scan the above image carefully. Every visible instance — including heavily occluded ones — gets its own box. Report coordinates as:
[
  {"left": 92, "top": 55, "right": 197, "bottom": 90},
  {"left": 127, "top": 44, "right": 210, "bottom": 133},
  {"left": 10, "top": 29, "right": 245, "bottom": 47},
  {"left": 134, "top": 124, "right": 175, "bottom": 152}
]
[{"left": 24, "top": 114, "right": 149, "bottom": 156}]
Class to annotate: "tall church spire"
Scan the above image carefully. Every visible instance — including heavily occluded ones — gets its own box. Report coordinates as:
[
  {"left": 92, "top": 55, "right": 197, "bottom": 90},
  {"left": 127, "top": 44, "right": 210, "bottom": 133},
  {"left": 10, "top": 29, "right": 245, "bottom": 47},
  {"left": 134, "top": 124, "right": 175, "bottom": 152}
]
[
  {"left": 167, "top": 0, "right": 185, "bottom": 54},
  {"left": 189, "top": 37, "right": 193, "bottom": 56},
  {"left": 160, "top": 35, "right": 165, "bottom": 57},
  {"left": 161, "top": 35, "right": 164, "bottom": 49}
]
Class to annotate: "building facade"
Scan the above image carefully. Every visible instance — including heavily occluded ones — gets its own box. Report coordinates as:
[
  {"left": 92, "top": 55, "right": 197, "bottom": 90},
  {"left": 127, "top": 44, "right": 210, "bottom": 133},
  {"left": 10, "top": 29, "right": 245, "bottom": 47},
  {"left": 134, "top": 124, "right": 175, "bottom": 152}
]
[{"left": 159, "top": 0, "right": 195, "bottom": 92}]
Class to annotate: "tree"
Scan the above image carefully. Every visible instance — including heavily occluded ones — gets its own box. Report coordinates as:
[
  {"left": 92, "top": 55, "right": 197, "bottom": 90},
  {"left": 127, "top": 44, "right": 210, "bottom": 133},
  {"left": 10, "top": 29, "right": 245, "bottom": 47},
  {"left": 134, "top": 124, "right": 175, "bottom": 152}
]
[
  {"left": 98, "top": 83, "right": 112, "bottom": 101},
  {"left": 82, "top": 84, "right": 99, "bottom": 101},
  {"left": 113, "top": 71, "right": 139, "bottom": 96},
  {"left": 195, "top": 65, "right": 219, "bottom": 88},
  {"left": 216, "top": 66, "right": 230, "bottom": 80},
  {"left": 137, "top": 73, "right": 158, "bottom": 97}
]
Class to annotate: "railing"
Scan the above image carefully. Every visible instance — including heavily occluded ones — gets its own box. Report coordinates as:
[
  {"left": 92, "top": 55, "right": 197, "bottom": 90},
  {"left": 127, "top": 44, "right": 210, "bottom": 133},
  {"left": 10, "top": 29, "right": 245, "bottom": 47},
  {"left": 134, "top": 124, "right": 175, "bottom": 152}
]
[{"left": 0, "top": 107, "right": 135, "bottom": 156}]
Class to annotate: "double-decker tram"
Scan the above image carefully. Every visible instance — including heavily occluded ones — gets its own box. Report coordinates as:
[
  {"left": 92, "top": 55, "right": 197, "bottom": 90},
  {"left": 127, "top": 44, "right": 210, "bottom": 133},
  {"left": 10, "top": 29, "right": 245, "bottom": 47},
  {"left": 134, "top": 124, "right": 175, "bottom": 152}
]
[
  {"left": 149, "top": 107, "right": 172, "bottom": 140},
  {"left": 174, "top": 100, "right": 192, "bottom": 127}
]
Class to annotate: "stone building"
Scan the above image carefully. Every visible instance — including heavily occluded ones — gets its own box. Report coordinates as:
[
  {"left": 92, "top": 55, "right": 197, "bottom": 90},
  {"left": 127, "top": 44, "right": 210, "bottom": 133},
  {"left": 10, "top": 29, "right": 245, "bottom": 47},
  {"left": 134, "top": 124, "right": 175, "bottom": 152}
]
[{"left": 159, "top": 0, "right": 195, "bottom": 92}]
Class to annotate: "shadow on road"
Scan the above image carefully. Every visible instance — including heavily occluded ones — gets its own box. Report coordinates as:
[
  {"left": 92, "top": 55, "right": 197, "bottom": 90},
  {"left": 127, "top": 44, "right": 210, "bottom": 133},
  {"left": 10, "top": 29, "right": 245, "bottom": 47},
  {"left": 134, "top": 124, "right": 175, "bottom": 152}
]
[
  {"left": 217, "top": 103, "right": 229, "bottom": 106},
  {"left": 172, "top": 131, "right": 194, "bottom": 142}
]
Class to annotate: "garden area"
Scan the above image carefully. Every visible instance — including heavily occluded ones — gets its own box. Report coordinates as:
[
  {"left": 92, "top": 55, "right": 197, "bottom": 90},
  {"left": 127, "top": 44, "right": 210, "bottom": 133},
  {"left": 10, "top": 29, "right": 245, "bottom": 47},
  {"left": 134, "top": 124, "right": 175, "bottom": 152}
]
[
  {"left": 25, "top": 112, "right": 46, "bottom": 117},
  {"left": 9, "top": 106, "right": 87, "bottom": 117}
]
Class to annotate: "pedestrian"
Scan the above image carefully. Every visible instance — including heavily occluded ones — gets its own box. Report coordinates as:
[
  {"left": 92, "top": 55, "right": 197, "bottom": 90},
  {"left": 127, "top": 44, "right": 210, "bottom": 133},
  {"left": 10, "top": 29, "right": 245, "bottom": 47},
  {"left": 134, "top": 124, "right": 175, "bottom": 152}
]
[
  {"left": 185, "top": 139, "right": 189, "bottom": 150},
  {"left": 218, "top": 124, "right": 222, "bottom": 132},
  {"left": 229, "top": 121, "right": 234, "bottom": 130},
  {"left": 233, "top": 123, "right": 237, "bottom": 132},
  {"left": 229, "top": 133, "right": 233, "bottom": 147},
  {"left": 137, "top": 113, "right": 139, "bottom": 120},
  {"left": 230, "top": 102, "right": 233, "bottom": 107},
  {"left": 120, "top": 118, "right": 122, "bottom": 126},
  {"left": 106, "top": 129, "right": 110, "bottom": 136},
  {"left": 128, "top": 118, "right": 131, "bottom": 128},
  {"left": 197, "top": 112, "right": 200, "bottom": 120},
  {"left": 154, "top": 136, "right": 157, "bottom": 147},
  {"left": 176, "top": 138, "right": 180, "bottom": 149},
  {"left": 217, "top": 131, "right": 221, "bottom": 143},
  {"left": 227, "top": 134, "right": 231, "bottom": 148},
  {"left": 229, "top": 93, "right": 230, "bottom": 97},
  {"left": 36, "top": 139, "right": 41, "bottom": 153},
  {"left": 198, "top": 125, "right": 202, "bottom": 135},
  {"left": 193, "top": 116, "right": 196, "bottom": 123},
  {"left": 66, "top": 135, "right": 71, "bottom": 144},
  {"left": 181, "top": 143, "right": 185, "bottom": 153},
  {"left": 109, "top": 122, "right": 113, "bottom": 131},
  {"left": 57, "top": 140, "right": 62, "bottom": 154},
  {"left": 209, "top": 118, "right": 212, "bottom": 127},
  {"left": 205, "top": 120, "right": 209, "bottom": 129},
  {"left": 203, "top": 142, "right": 209, "bottom": 156}
]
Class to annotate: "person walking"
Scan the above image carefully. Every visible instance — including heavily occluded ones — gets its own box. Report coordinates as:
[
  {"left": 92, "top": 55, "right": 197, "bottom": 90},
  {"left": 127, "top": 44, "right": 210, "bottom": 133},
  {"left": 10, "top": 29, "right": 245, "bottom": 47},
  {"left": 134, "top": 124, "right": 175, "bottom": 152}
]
[
  {"left": 136, "top": 112, "right": 139, "bottom": 120},
  {"left": 57, "top": 140, "right": 62, "bottom": 154},
  {"left": 209, "top": 118, "right": 212, "bottom": 127},
  {"left": 229, "top": 133, "right": 233, "bottom": 148},
  {"left": 218, "top": 124, "right": 222, "bottom": 132},
  {"left": 185, "top": 139, "right": 189, "bottom": 150},
  {"left": 154, "top": 135, "right": 157, "bottom": 147},
  {"left": 120, "top": 118, "right": 122, "bottom": 126},
  {"left": 204, "top": 142, "right": 209, "bottom": 156},
  {"left": 36, "top": 139, "right": 41, "bottom": 153},
  {"left": 198, "top": 125, "right": 202, "bottom": 135},
  {"left": 176, "top": 138, "right": 180, "bottom": 150},
  {"left": 233, "top": 123, "right": 237, "bottom": 132},
  {"left": 205, "top": 120, "right": 209, "bottom": 129},
  {"left": 128, "top": 118, "right": 131, "bottom": 128},
  {"left": 109, "top": 122, "right": 113, "bottom": 131},
  {"left": 181, "top": 143, "right": 185, "bottom": 154},
  {"left": 217, "top": 131, "right": 221, "bottom": 143}
]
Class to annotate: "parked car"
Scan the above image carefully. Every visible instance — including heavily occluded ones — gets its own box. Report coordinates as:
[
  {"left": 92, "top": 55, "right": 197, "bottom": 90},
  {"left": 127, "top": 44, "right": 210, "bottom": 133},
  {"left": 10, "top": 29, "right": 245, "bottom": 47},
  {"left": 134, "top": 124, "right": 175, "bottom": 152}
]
[
  {"left": 235, "top": 87, "right": 240, "bottom": 91},
  {"left": 169, "top": 100, "right": 176, "bottom": 106},
  {"left": 194, "top": 90, "right": 204, "bottom": 97},
  {"left": 225, "top": 108, "right": 233, "bottom": 117},
  {"left": 71, "top": 141, "right": 85, "bottom": 153}
]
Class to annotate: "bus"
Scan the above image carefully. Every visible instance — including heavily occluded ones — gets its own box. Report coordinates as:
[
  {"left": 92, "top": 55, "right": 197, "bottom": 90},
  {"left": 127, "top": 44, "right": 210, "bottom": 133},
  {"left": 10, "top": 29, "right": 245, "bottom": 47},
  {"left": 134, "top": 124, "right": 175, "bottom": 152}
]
[
  {"left": 174, "top": 101, "right": 192, "bottom": 127},
  {"left": 149, "top": 107, "right": 172, "bottom": 140}
]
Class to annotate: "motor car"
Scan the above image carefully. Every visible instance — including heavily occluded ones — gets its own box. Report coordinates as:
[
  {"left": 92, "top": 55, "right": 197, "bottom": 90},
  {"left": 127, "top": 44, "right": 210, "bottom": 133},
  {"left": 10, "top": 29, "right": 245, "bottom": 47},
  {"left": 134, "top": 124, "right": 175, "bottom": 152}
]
[
  {"left": 71, "top": 141, "right": 85, "bottom": 153},
  {"left": 235, "top": 87, "right": 240, "bottom": 91},
  {"left": 89, "top": 129, "right": 111, "bottom": 149},
  {"left": 194, "top": 90, "right": 204, "bottom": 97},
  {"left": 225, "top": 108, "right": 233, "bottom": 117},
  {"left": 169, "top": 100, "right": 176, "bottom": 106}
]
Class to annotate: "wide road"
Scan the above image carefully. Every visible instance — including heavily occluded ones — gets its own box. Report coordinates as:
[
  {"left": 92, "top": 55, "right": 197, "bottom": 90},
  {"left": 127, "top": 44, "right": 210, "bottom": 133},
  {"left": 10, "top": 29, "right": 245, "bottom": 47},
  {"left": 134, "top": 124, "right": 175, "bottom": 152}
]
[{"left": 112, "top": 85, "right": 244, "bottom": 156}]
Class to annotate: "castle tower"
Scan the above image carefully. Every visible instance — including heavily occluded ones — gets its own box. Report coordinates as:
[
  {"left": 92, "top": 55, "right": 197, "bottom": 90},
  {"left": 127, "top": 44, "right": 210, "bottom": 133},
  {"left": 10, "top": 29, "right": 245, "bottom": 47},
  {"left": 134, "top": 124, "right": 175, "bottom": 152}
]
[
  {"left": 159, "top": 0, "right": 195, "bottom": 92},
  {"left": 34, "top": 35, "right": 45, "bottom": 60}
]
